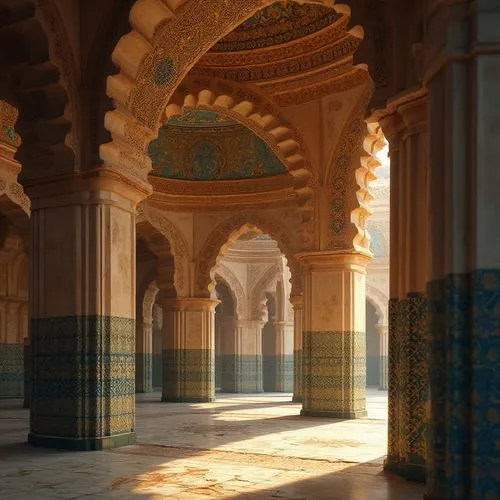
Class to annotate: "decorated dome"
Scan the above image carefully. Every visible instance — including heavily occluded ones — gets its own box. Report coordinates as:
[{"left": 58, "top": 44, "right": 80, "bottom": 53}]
[{"left": 149, "top": 110, "right": 288, "bottom": 181}]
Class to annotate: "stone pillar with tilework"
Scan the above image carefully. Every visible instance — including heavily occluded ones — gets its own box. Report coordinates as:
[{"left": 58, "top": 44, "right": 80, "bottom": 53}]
[
  {"left": 379, "top": 91, "right": 429, "bottom": 482},
  {"left": 135, "top": 283, "right": 158, "bottom": 394},
  {"left": 378, "top": 324, "right": 388, "bottom": 391},
  {"left": 299, "top": 251, "right": 370, "bottom": 419},
  {"left": 221, "top": 319, "right": 264, "bottom": 393},
  {"left": 160, "top": 298, "right": 218, "bottom": 403},
  {"left": 263, "top": 320, "right": 293, "bottom": 393},
  {"left": 291, "top": 296, "right": 303, "bottom": 403},
  {"left": 23, "top": 337, "right": 30, "bottom": 408},
  {"left": 135, "top": 319, "right": 153, "bottom": 393},
  {"left": 26, "top": 170, "right": 146, "bottom": 450},
  {"left": 423, "top": 3, "right": 500, "bottom": 497}
]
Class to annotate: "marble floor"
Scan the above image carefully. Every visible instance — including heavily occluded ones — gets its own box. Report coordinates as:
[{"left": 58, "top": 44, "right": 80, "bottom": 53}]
[{"left": 0, "top": 390, "right": 426, "bottom": 499}]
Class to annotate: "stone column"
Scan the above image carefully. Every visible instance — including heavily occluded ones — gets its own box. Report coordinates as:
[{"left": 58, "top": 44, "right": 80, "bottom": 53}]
[
  {"left": 160, "top": 298, "right": 218, "bottom": 403},
  {"left": 25, "top": 170, "right": 146, "bottom": 450},
  {"left": 222, "top": 319, "right": 264, "bottom": 393},
  {"left": 218, "top": 313, "right": 236, "bottom": 391},
  {"left": 291, "top": 296, "right": 303, "bottom": 403},
  {"left": 23, "top": 337, "right": 30, "bottom": 408},
  {"left": 299, "top": 251, "right": 370, "bottom": 419},
  {"left": 135, "top": 318, "right": 153, "bottom": 393},
  {"left": 379, "top": 91, "right": 429, "bottom": 482},
  {"left": 423, "top": 3, "right": 500, "bottom": 497},
  {"left": 0, "top": 300, "right": 25, "bottom": 399},
  {"left": 263, "top": 320, "right": 293, "bottom": 392},
  {"left": 377, "top": 324, "right": 388, "bottom": 391}
]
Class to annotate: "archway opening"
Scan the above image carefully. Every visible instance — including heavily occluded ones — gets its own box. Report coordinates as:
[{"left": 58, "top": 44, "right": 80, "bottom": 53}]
[{"left": 212, "top": 229, "right": 295, "bottom": 400}]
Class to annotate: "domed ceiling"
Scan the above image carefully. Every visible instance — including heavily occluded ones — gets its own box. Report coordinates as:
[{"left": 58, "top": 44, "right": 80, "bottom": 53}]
[
  {"left": 210, "top": 2, "right": 341, "bottom": 53},
  {"left": 191, "top": 1, "right": 363, "bottom": 104},
  {"left": 148, "top": 110, "right": 288, "bottom": 181}
]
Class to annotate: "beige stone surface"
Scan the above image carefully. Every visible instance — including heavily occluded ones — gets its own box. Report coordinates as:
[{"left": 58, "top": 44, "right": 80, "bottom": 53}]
[{"left": 0, "top": 391, "right": 425, "bottom": 499}]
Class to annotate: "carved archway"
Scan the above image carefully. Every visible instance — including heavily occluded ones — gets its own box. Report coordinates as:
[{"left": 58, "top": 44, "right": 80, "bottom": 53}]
[
  {"left": 142, "top": 281, "right": 159, "bottom": 325},
  {"left": 214, "top": 263, "right": 246, "bottom": 320},
  {"left": 366, "top": 283, "right": 388, "bottom": 328},
  {"left": 101, "top": 0, "right": 366, "bottom": 186},
  {"left": 165, "top": 77, "right": 314, "bottom": 210},
  {"left": 195, "top": 211, "right": 300, "bottom": 298},
  {"left": 0, "top": 0, "right": 77, "bottom": 181},
  {"left": 250, "top": 263, "right": 281, "bottom": 321},
  {"left": 137, "top": 204, "right": 190, "bottom": 297}
]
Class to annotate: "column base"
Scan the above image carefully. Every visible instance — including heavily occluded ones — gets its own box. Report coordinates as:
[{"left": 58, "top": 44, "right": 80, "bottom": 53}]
[
  {"left": 28, "top": 432, "right": 136, "bottom": 451},
  {"left": 402, "top": 463, "right": 426, "bottom": 483},
  {"left": 300, "top": 409, "right": 367, "bottom": 419},
  {"left": 161, "top": 396, "right": 215, "bottom": 403},
  {"left": 135, "top": 388, "right": 154, "bottom": 394},
  {"left": 292, "top": 396, "right": 302, "bottom": 403}
]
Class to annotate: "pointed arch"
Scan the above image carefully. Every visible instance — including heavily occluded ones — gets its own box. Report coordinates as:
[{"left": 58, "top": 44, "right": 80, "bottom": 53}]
[
  {"left": 366, "top": 283, "right": 388, "bottom": 328},
  {"left": 195, "top": 211, "right": 301, "bottom": 299},
  {"left": 250, "top": 263, "right": 281, "bottom": 321},
  {"left": 164, "top": 77, "right": 314, "bottom": 210},
  {"left": 214, "top": 263, "right": 246, "bottom": 320},
  {"left": 137, "top": 204, "right": 190, "bottom": 297}
]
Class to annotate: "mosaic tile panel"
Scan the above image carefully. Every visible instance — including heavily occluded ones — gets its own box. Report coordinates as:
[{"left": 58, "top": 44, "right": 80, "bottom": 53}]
[
  {"left": 0, "top": 343, "right": 24, "bottom": 398},
  {"left": 385, "top": 298, "right": 400, "bottom": 471},
  {"left": 135, "top": 352, "right": 153, "bottom": 393},
  {"left": 397, "top": 298, "right": 409, "bottom": 475},
  {"left": 220, "top": 354, "right": 263, "bottom": 393},
  {"left": 404, "top": 292, "right": 428, "bottom": 482},
  {"left": 24, "top": 342, "right": 30, "bottom": 408},
  {"left": 263, "top": 354, "right": 294, "bottom": 392},
  {"left": 470, "top": 270, "right": 500, "bottom": 498},
  {"left": 445, "top": 273, "right": 470, "bottom": 499},
  {"left": 379, "top": 355, "right": 388, "bottom": 390},
  {"left": 302, "top": 331, "right": 366, "bottom": 418},
  {"left": 29, "top": 316, "right": 136, "bottom": 450},
  {"left": 152, "top": 353, "right": 162, "bottom": 387},
  {"left": 293, "top": 349, "right": 302, "bottom": 402},
  {"left": 426, "top": 270, "right": 500, "bottom": 499},
  {"left": 426, "top": 279, "right": 446, "bottom": 498},
  {"left": 162, "top": 348, "right": 214, "bottom": 402}
]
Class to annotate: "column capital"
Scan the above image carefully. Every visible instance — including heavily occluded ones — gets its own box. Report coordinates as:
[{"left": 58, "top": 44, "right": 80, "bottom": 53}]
[
  {"left": 273, "top": 320, "right": 294, "bottom": 329},
  {"left": 236, "top": 319, "right": 265, "bottom": 329},
  {"left": 158, "top": 297, "right": 220, "bottom": 312},
  {"left": 290, "top": 295, "right": 304, "bottom": 309},
  {"left": 295, "top": 250, "right": 371, "bottom": 270},
  {"left": 22, "top": 167, "right": 152, "bottom": 209}
]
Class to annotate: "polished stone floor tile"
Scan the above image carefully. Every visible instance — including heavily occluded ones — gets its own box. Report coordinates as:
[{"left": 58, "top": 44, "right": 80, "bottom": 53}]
[{"left": 0, "top": 390, "right": 425, "bottom": 499}]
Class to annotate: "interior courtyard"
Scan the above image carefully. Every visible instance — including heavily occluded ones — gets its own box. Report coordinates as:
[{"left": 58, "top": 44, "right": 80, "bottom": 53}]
[{"left": 0, "top": 1, "right": 498, "bottom": 499}]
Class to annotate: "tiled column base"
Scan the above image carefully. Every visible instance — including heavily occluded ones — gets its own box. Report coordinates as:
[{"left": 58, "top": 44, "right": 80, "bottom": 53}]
[
  {"left": 162, "top": 348, "right": 214, "bottom": 402},
  {"left": 23, "top": 341, "right": 30, "bottom": 408},
  {"left": 385, "top": 299, "right": 401, "bottom": 472},
  {"left": 152, "top": 354, "right": 162, "bottom": 387},
  {"left": 0, "top": 343, "right": 24, "bottom": 398},
  {"left": 263, "top": 354, "right": 293, "bottom": 392},
  {"left": 301, "top": 331, "right": 367, "bottom": 419},
  {"left": 161, "top": 299, "right": 217, "bottom": 403},
  {"left": 29, "top": 316, "right": 136, "bottom": 451},
  {"left": 426, "top": 270, "right": 500, "bottom": 498},
  {"left": 292, "top": 349, "right": 302, "bottom": 402},
  {"left": 385, "top": 295, "right": 427, "bottom": 483},
  {"left": 379, "top": 355, "right": 388, "bottom": 391},
  {"left": 291, "top": 297, "right": 303, "bottom": 403},
  {"left": 403, "top": 292, "right": 428, "bottom": 482},
  {"left": 135, "top": 352, "right": 153, "bottom": 393},
  {"left": 221, "top": 354, "right": 262, "bottom": 393}
]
